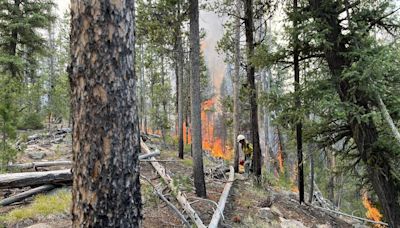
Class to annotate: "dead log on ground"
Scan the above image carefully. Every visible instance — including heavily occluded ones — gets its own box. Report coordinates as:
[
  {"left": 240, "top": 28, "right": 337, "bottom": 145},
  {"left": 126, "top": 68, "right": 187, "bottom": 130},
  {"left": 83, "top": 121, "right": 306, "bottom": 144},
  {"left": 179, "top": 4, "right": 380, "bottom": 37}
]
[
  {"left": 8, "top": 152, "right": 160, "bottom": 171},
  {"left": 0, "top": 169, "right": 71, "bottom": 189},
  {"left": 1, "top": 152, "right": 161, "bottom": 188},
  {"left": 208, "top": 166, "right": 235, "bottom": 228},
  {"left": 140, "top": 139, "right": 206, "bottom": 228},
  {"left": 7, "top": 161, "right": 72, "bottom": 170},
  {"left": 0, "top": 185, "right": 56, "bottom": 206}
]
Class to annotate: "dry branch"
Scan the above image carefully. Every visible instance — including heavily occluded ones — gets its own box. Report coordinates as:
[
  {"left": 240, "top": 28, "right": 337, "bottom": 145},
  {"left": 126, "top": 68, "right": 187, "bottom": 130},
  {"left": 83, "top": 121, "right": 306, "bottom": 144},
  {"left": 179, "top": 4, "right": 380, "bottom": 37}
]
[
  {"left": 208, "top": 166, "right": 235, "bottom": 228},
  {"left": 141, "top": 175, "right": 190, "bottom": 227},
  {"left": 378, "top": 95, "right": 400, "bottom": 146},
  {"left": 312, "top": 205, "right": 388, "bottom": 226},
  {"left": 140, "top": 139, "right": 206, "bottom": 228},
  {"left": 0, "top": 185, "right": 56, "bottom": 206}
]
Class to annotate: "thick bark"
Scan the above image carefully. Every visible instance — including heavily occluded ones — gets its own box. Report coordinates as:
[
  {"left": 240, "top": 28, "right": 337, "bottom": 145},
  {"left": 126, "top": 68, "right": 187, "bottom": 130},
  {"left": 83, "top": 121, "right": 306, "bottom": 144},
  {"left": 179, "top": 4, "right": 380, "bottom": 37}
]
[
  {"left": 308, "top": 1, "right": 400, "bottom": 226},
  {"left": 233, "top": 0, "right": 241, "bottom": 173},
  {"left": 189, "top": 0, "right": 206, "bottom": 197},
  {"left": 243, "top": 0, "right": 262, "bottom": 179},
  {"left": 69, "top": 1, "right": 142, "bottom": 227}
]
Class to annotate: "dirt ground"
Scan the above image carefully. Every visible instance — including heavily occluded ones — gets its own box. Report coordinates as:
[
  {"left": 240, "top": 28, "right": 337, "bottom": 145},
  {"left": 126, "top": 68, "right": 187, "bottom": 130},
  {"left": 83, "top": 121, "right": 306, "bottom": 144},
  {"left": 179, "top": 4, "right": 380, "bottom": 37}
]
[{"left": 1, "top": 132, "right": 356, "bottom": 228}]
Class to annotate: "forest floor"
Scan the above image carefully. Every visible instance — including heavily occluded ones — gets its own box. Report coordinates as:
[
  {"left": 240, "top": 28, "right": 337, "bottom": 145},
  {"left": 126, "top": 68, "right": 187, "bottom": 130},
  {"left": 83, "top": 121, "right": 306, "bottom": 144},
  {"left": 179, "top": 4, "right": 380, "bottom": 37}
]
[{"left": 0, "top": 129, "right": 365, "bottom": 228}]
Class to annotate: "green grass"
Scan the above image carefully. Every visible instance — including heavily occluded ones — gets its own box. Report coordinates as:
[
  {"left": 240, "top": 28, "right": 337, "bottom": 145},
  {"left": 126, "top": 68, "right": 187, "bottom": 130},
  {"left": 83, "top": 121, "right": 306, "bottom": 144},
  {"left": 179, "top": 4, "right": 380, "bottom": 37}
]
[
  {"left": 0, "top": 190, "right": 71, "bottom": 223},
  {"left": 182, "top": 158, "right": 193, "bottom": 167}
]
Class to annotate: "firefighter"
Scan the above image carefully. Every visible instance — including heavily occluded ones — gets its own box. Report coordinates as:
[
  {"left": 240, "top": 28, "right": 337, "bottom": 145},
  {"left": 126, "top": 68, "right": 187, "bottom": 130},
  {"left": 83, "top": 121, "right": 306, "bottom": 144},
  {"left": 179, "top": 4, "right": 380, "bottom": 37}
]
[{"left": 237, "top": 135, "right": 253, "bottom": 174}]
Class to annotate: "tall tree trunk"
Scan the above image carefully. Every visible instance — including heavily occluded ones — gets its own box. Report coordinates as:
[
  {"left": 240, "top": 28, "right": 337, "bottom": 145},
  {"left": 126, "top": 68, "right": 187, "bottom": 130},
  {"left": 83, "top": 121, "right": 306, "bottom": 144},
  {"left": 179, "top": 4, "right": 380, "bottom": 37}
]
[
  {"left": 308, "top": 143, "right": 314, "bottom": 204},
  {"left": 177, "top": 27, "right": 185, "bottom": 159},
  {"left": 233, "top": 0, "right": 241, "bottom": 173},
  {"left": 189, "top": 0, "right": 206, "bottom": 198},
  {"left": 327, "top": 149, "right": 336, "bottom": 203},
  {"left": 293, "top": 0, "right": 304, "bottom": 204},
  {"left": 308, "top": 0, "right": 400, "bottom": 225},
  {"left": 140, "top": 43, "right": 145, "bottom": 132},
  {"left": 48, "top": 22, "right": 56, "bottom": 130},
  {"left": 161, "top": 55, "right": 167, "bottom": 147},
  {"left": 243, "top": 0, "right": 262, "bottom": 179},
  {"left": 69, "top": 1, "right": 142, "bottom": 226},
  {"left": 276, "top": 126, "right": 286, "bottom": 175},
  {"left": 8, "top": 0, "right": 20, "bottom": 77}
]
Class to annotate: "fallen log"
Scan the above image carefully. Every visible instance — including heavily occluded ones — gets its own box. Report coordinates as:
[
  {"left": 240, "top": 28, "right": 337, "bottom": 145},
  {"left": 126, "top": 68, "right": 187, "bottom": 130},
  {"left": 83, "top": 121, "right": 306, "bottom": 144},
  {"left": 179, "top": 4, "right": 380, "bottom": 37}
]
[
  {"left": 2, "top": 152, "right": 161, "bottom": 188},
  {"left": 208, "top": 166, "right": 235, "bottom": 228},
  {"left": 312, "top": 205, "right": 388, "bottom": 226},
  {"left": 0, "top": 169, "right": 71, "bottom": 189},
  {"left": 7, "top": 152, "right": 160, "bottom": 171},
  {"left": 0, "top": 185, "right": 56, "bottom": 206},
  {"left": 140, "top": 139, "right": 206, "bottom": 228},
  {"left": 7, "top": 161, "right": 72, "bottom": 170},
  {"left": 139, "top": 151, "right": 160, "bottom": 160}
]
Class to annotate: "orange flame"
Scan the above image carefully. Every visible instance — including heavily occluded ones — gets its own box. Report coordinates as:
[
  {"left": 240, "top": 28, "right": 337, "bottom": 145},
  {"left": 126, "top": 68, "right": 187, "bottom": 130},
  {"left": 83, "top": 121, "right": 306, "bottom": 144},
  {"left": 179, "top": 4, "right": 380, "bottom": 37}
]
[
  {"left": 200, "top": 98, "right": 232, "bottom": 160},
  {"left": 183, "top": 122, "right": 191, "bottom": 145},
  {"left": 277, "top": 143, "right": 284, "bottom": 174},
  {"left": 362, "top": 193, "right": 384, "bottom": 227}
]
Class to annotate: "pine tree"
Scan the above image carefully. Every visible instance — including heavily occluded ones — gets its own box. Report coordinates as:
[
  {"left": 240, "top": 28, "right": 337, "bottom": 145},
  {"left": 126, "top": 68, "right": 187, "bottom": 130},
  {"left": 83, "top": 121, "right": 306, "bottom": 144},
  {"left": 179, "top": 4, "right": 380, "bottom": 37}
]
[
  {"left": 69, "top": 0, "right": 142, "bottom": 226},
  {"left": 0, "top": 0, "right": 55, "bottom": 78},
  {"left": 189, "top": 0, "right": 207, "bottom": 198}
]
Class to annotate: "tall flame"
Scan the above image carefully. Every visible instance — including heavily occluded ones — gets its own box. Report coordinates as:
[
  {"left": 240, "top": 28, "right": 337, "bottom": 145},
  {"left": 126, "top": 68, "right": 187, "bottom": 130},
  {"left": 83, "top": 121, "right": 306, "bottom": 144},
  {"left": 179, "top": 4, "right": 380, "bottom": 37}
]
[
  {"left": 362, "top": 193, "right": 384, "bottom": 227},
  {"left": 277, "top": 142, "right": 284, "bottom": 174},
  {"left": 200, "top": 98, "right": 232, "bottom": 160}
]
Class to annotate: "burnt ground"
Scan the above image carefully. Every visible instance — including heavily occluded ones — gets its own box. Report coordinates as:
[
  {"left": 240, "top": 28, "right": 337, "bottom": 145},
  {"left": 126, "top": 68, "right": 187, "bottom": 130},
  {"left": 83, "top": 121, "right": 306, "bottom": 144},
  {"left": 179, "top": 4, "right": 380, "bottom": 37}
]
[{"left": 0, "top": 132, "right": 357, "bottom": 228}]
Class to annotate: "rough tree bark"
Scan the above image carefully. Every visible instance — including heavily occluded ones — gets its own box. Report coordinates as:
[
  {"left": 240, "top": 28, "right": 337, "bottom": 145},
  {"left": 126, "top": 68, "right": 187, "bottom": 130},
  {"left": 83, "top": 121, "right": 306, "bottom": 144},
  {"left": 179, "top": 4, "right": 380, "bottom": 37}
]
[
  {"left": 244, "top": 0, "right": 262, "bottom": 179},
  {"left": 308, "top": 0, "right": 400, "bottom": 226},
  {"left": 233, "top": 0, "right": 241, "bottom": 173},
  {"left": 69, "top": 1, "right": 142, "bottom": 226},
  {"left": 189, "top": 0, "right": 206, "bottom": 197}
]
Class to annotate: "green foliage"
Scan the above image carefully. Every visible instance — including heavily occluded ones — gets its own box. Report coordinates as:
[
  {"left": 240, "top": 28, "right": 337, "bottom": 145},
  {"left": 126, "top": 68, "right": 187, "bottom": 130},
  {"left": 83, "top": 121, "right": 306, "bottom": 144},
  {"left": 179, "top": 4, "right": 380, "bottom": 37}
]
[
  {"left": 141, "top": 183, "right": 160, "bottom": 207},
  {"left": 0, "top": 0, "right": 55, "bottom": 77},
  {"left": 172, "top": 174, "right": 192, "bottom": 191},
  {"left": 17, "top": 113, "right": 44, "bottom": 130},
  {"left": 0, "top": 190, "right": 71, "bottom": 223},
  {"left": 0, "top": 76, "right": 19, "bottom": 165}
]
